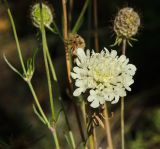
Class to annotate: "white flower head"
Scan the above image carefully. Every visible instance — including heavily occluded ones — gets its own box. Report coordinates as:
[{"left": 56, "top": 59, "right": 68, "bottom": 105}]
[{"left": 71, "top": 48, "right": 137, "bottom": 108}]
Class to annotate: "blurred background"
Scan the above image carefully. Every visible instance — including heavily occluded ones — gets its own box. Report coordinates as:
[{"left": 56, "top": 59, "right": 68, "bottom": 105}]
[{"left": 0, "top": 0, "right": 160, "bottom": 148}]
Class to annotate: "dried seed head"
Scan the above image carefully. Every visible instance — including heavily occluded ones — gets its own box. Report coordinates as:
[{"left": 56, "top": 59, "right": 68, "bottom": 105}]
[
  {"left": 114, "top": 7, "right": 140, "bottom": 40},
  {"left": 31, "top": 3, "right": 53, "bottom": 29},
  {"left": 67, "top": 33, "right": 86, "bottom": 56}
]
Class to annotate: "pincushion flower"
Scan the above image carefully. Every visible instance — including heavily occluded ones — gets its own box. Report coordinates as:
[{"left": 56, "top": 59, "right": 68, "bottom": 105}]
[{"left": 71, "top": 48, "right": 136, "bottom": 108}]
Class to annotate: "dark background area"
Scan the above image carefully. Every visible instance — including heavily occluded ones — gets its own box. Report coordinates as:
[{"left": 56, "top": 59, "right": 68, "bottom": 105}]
[{"left": 0, "top": 0, "right": 160, "bottom": 148}]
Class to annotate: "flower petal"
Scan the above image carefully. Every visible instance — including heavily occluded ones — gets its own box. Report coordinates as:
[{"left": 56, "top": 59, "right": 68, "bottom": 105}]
[
  {"left": 77, "top": 48, "right": 86, "bottom": 61},
  {"left": 73, "top": 88, "right": 83, "bottom": 96},
  {"left": 111, "top": 96, "right": 119, "bottom": 104},
  {"left": 90, "top": 100, "right": 100, "bottom": 108}
]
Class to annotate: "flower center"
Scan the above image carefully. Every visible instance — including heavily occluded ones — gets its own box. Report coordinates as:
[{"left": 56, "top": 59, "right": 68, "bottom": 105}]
[{"left": 92, "top": 69, "right": 112, "bottom": 83}]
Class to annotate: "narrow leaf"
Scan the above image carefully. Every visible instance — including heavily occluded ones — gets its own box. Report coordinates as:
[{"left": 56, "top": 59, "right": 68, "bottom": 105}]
[
  {"left": 33, "top": 104, "right": 46, "bottom": 124},
  {"left": 3, "top": 54, "right": 24, "bottom": 79}
]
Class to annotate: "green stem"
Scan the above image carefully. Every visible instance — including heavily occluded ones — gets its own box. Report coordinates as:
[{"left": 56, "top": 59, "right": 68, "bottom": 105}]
[
  {"left": 121, "top": 39, "right": 126, "bottom": 149},
  {"left": 52, "top": 131, "right": 61, "bottom": 149},
  {"left": 7, "top": 5, "right": 26, "bottom": 74},
  {"left": 40, "top": 5, "right": 55, "bottom": 120},
  {"left": 121, "top": 97, "right": 125, "bottom": 149},
  {"left": 28, "top": 79, "right": 60, "bottom": 149},
  {"left": 45, "top": 32, "right": 74, "bottom": 136},
  {"left": 69, "top": 131, "right": 76, "bottom": 149},
  {"left": 45, "top": 49, "right": 58, "bottom": 82},
  {"left": 46, "top": 24, "right": 76, "bottom": 149},
  {"left": 74, "top": 103, "right": 86, "bottom": 142},
  {"left": 104, "top": 104, "right": 113, "bottom": 149},
  {"left": 89, "top": 135, "right": 94, "bottom": 149},
  {"left": 53, "top": 21, "right": 64, "bottom": 41},
  {"left": 27, "top": 81, "right": 49, "bottom": 126},
  {"left": 40, "top": 3, "right": 60, "bottom": 148},
  {"left": 72, "top": 0, "right": 90, "bottom": 33},
  {"left": 42, "top": 29, "right": 55, "bottom": 120}
]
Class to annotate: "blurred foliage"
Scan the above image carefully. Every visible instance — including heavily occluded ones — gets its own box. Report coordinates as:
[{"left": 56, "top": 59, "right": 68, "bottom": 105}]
[{"left": 128, "top": 108, "right": 160, "bottom": 149}]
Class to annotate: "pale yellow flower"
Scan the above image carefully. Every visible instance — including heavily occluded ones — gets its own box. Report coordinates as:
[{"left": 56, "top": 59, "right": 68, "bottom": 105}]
[{"left": 71, "top": 48, "right": 136, "bottom": 108}]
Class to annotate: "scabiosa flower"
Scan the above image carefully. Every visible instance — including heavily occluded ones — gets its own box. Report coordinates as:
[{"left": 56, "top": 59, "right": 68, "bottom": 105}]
[
  {"left": 71, "top": 48, "right": 136, "bottom": 108},
  {"left": 31, "top": 3, "right": 53, "bottom": 29}
]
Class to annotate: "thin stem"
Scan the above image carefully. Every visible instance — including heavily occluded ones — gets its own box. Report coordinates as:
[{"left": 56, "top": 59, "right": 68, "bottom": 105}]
[
  {"left": 68, "top": 0, "right": 73, "bottom": 30},
  {"left": 46, "top": 12, "right": 76, "bottom": 148},
  {"left": 52, "top": 131, "right": 61, "bottom": 149},
  {"left": 61, "top": 0, "right": 76, "bottom": 136},
  {"left": 104, "top": 104, "right": 113, "bottom": 149},
  {"left": 81, "top": 101, "right": 87, "bottom": 127},
  {"left": 93, "top": 0, "right": 99, "bottom": 52},
  {"left": 40, "top": 3, "right": 60, "bottom": 148},
  {"left": 72, "top": 0, "right": 90, "bottom": 33},
  {"left": 62, "top": 0, "right": 72, "bottom": 87},
  {"left": 121, "top": 39, "right": 126, "bottom": 149},
  {"left": 27, "top": 81, "right": 49, "bottom": 126},
  {"left": 53, "top": 21, "right": 64, "bottom": 41},
  {"left": 74, "top": 103, "right": 86, "bottom": 142},
  {"left": 87, "top": 1, "right": 92, "bottom": 48},
  {"left": 61, "top": 0, "right": 85, "bottom": 145},
  {"left": 89, "top": 135, "right": 94, "bottom": 149},
  {"left": 93, "top": 128, "right": 97, "bottom": 149},
  {"left": 28, "top": 81, "right": 60, "bottom": 149},
  {"left": 40, "top": 8, "right": 55, "bottom": 120},
  {"left": 5, "top": 0, "right": 51, "bottom": 141},
  {"left": 7, "top": 6, "right": 26, "bottom": 74},
  {"left": 46, "top": 49, "right": 58, "bottom": 82},
  {"left": 69, "top": 131, "right": 76, "bottom": 149},
  {"left": 92, "top": 2, "right": 99, "bottom": 147},
  {"left": 121, "top": 97, "right": 125, "bottom": 149},
  {"left": 43, "top": 31, "right": 55, "bottom": 120},
  {"left": 81, "top": 101, "right": 88, "bottom": 148},
  {"left": 122, "top": 39, "right": 126, "bottom": 55}
]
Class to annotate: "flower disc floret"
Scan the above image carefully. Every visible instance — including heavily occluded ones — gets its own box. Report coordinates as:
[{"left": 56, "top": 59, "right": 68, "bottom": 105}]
[{"left": 71, "top": 48, "right": 136, "bottom": 108}]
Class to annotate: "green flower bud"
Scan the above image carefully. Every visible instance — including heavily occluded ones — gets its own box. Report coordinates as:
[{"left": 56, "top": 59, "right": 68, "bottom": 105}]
[{"left": 31, "top": 3, "right": 53, "bottom": 29}]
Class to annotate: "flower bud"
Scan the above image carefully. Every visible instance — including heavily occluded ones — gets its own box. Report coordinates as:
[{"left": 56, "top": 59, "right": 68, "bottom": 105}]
[{"left": 31, "top": 3, "right": 53, "bottom": 29}]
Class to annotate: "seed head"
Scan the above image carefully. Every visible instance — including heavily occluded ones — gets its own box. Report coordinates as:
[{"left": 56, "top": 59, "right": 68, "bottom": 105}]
[
  {"left": 113, "top": 7, "right": 140, "bottom": 46},
  {"left": 31, "top": 3, "right": 53, "bottom": 29},
  {"left": 67, "top": 33, "right": 86, "bottom": 56}
]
